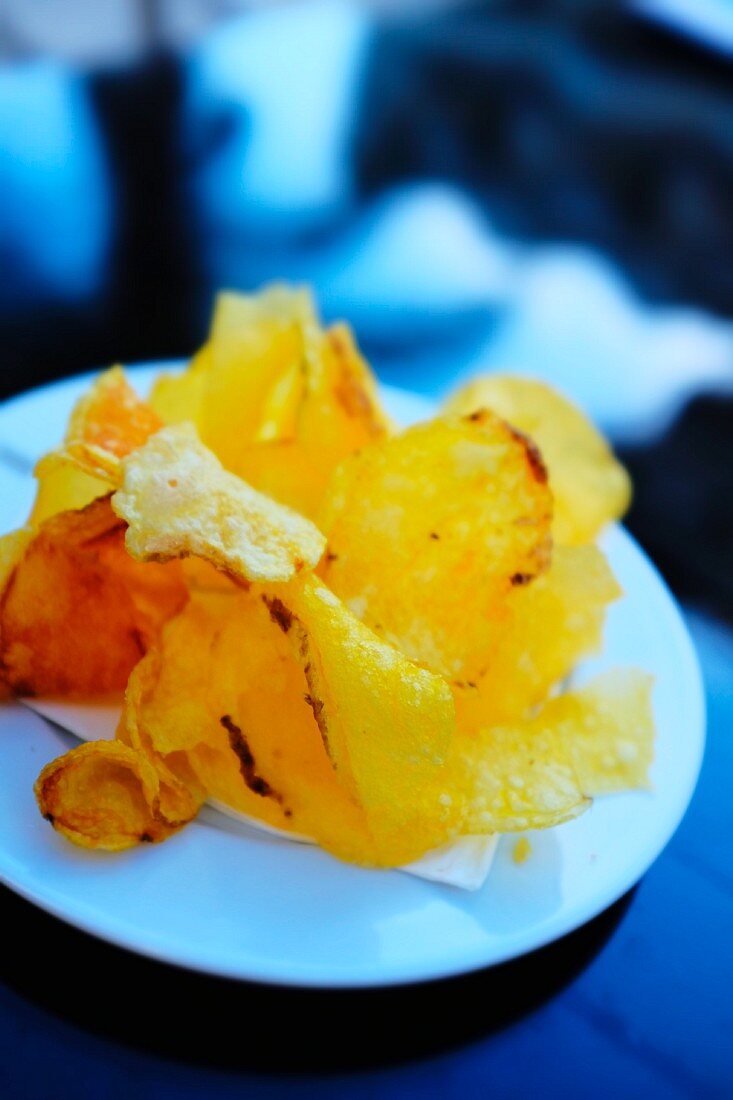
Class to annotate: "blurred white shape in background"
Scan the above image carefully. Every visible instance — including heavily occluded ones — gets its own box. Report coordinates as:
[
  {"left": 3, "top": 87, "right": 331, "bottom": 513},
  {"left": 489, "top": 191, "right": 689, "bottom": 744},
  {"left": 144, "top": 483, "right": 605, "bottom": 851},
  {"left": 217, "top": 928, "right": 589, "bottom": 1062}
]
[
  {"left": 185, "top": 0, "right": 369, "bottom": 233},
  {"left": 485, "top": 246, "right": 733, "bottom": 443},
  {"left": 321, "top": 184, "right": 516, "bottom": 334},
  {"left": 634, "top": 0, "right": 733, "bottom": 56}
]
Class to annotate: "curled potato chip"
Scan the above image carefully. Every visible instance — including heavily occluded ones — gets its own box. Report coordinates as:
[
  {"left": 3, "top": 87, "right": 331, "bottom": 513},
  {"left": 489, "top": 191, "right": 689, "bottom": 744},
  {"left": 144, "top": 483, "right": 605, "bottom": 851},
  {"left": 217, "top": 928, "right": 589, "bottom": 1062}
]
[
  {"left": 320, "top": 410, "right": 553, "bottom": 680},
  {"left": 30, "top": 367, "right": 161, "bottom": 524},
  {"left": 454, "top": 543, "right": 621, "bottom": 728},
  {"left": 113, "top": 424, "right": 326, "bottom": 582},
  {"left": 443, "top": 375, "right": 631, "bottom": 545},
  {"left": 118, "top": 652, "right": 206, "bottom": 826},
  {"left": 34, "top": 740, "right": 181, "bottom": 851},
  {"left": 0, "top": 495, "right": 187, "bottom": 696}
]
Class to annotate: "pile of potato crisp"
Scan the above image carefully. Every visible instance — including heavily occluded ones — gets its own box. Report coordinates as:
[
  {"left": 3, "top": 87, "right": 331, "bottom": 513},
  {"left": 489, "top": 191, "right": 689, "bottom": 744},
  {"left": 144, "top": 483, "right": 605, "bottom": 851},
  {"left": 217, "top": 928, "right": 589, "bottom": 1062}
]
[{"left": 0, "top": 285, "right": 654, "bottom": 868}]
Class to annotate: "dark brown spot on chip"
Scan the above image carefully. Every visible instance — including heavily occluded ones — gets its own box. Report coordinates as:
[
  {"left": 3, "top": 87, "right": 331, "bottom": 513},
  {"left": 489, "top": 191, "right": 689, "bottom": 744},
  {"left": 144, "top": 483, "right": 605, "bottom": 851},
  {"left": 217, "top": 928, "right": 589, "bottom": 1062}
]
[
  {"left": 506, "top": 424, "right": 548, "bottom": 484},
  {"left": 304, "top": 693, "right": 324, "bottom": 722},
  {"left": 511, "top": 572, "right": 533, "bottom": 586},
  {"left": 262, "top": 596, "right": 293, "bottom": 634},
  {"left": 220, "top": 714, "right": 282, "bottom": 803}
]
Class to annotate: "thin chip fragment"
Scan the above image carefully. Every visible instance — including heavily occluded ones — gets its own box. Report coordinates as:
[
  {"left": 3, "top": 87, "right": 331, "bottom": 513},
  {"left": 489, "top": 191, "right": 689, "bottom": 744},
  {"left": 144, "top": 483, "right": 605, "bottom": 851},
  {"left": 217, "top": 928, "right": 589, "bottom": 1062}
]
[
  {"left": 554, "top": 668, "right": 655, "bottom": 794},
  {"left": 118, "top": 650, "right": 207, "bottom": 825},
  {"left": 450, "top": 712, "right": 589, "bottom": 835},
  {"left": 443, "top": 375, "right": 631, "bottom": 544},
  {"left": 112, "top": 423, "right": 326, "bottom": 582},
  {"left": 320, "top": 411, "right": 553, "bottom": 679},
  {"left": 30, "top": 367, "right": 161, "bottom": 523},
  {"left": 65, "top": 365, "right": 162, "bottom": 468}
]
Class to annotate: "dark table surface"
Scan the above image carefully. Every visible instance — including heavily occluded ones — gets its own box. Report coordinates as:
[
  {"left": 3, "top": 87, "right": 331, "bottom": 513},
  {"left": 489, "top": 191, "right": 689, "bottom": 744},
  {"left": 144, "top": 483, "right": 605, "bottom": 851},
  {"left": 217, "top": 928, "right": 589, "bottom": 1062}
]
[{"left": 1, "top": 608, "right": 730, "bottom": 1098}]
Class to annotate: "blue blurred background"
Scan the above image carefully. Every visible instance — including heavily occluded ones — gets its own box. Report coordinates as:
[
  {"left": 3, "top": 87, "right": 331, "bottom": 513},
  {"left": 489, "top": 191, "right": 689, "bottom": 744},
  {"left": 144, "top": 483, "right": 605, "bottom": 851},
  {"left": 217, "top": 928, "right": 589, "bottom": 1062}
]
[{"left": 1, "top": 1, "right": 732, "bottom": 1093}]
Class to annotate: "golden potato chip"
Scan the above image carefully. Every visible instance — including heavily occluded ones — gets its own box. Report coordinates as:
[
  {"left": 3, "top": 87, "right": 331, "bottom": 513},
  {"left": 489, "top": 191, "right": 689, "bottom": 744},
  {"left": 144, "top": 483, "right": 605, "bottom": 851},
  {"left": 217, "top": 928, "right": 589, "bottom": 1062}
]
[
  {"left": 0, "top": 495, "right": 187, "bottom": 696},
  {"left": 150, "top": 286, "right": 317, "bottom": 466},
  {"left": 113, "top": 423, "right": 326, "bottom": 582},
  {"left": 0, "top": 529, "right": 32, "bottom": 593},
  {"left": 30, "top": 457, "right": 111, "bottom": 528},
  {"left": 319, "top": 410, "right": 553, "bottom": 680},
  {"left": 34, "top": 740, "right": 181, "bottom": 851},
  {"left": 269, "top": 576, "right": 454, "bottom": 813},
  {"left": 66, "top": 365, "right": 162, "bottom": 464},
  {"left": 149, "top": 343, "right": 210, "bottom": 425},
  {"left": 452, "top": 714, "right": 589, "bottom": 835},
  {"left": 443, "top": 375, "right": 631, "bottom": 544},
  {"left": 230, "top": 324, "right": 391, "bottom": 518},
  {"left": 453, "top": 671, "right": 652, "bottom": 838},
  {"left": 270, "top": 577, "right": 587, "bottom": 853},
  {"left": 322, "top": 323, "right": 389, "bottom": 439},
  {"left": 117, "top": 657, "right": 207, "bottom": 826},
  {"left": 151, "top": 288, "right": 390, "bottom": 519},
  {"left": 454, "top": 543, "right": 621, "bottom": 728},
  {"left": 30, "top": 367, "right": 161, "bottom": 524},
  {"left": 445, "top": 667, "right": 653, "bottom": 836},
  {"left": 554, "top": 668, "right": 655, "bottom": 794}
]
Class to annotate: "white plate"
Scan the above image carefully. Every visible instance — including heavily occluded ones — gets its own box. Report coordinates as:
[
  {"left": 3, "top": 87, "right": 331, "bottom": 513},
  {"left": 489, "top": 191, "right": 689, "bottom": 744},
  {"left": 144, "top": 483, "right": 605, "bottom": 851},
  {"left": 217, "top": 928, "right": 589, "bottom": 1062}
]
[{"left": 0, "top": 368, "right": 705, "bottom": 988}]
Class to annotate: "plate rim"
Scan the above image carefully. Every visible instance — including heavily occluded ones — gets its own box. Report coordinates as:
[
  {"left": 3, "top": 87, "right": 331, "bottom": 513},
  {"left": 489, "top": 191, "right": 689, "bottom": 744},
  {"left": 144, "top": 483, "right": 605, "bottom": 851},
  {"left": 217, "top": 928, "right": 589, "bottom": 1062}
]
[{"left": 0, "top": 368, "right": 706, "bottom": 989}]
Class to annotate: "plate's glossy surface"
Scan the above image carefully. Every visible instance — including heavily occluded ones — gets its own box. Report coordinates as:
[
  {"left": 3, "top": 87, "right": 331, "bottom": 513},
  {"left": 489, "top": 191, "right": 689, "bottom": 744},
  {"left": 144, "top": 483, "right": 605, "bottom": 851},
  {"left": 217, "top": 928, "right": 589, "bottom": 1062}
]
[{"left": 0, "top": 368, "right": 704, "bottom": 988}]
